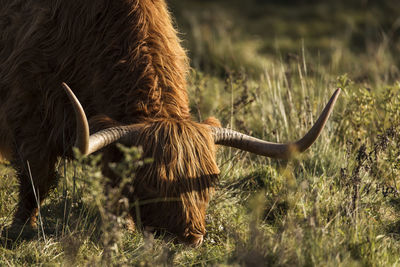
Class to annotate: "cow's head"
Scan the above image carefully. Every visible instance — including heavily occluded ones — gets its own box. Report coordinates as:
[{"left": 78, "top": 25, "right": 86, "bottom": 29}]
[
  {"left": 63, "top": 83, "right": 340, "bottom": 246},
  {"left": 131, "top": 119, "right": 220, "bottom": 246}
]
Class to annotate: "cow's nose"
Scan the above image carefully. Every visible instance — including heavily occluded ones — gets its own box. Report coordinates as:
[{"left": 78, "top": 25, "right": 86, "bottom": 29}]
[
  {"left": 191, "top": 234, "right": 203, "bottom": 247},
  {"left": 181, "top": 233, "right": 204, "bottom": 247}
]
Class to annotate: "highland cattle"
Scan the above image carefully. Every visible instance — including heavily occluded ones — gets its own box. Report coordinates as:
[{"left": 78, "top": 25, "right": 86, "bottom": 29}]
[{"left": 0, "top": 0, "right": 339, "bottom": 246}]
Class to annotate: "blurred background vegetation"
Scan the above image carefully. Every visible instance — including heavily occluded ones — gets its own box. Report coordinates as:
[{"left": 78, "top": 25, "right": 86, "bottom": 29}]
[{"left": 169, "top": 0, "right": 400, "bottom": 83}]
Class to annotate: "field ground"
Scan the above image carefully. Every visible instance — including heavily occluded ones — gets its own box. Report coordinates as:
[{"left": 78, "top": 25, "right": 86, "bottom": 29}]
[{"left": 1, "top": 0, "right": 400, "bottom": 266}]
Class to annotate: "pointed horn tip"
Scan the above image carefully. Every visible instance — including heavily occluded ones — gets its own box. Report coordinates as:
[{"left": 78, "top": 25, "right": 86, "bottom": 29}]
[
  {"left": 324, "top": 88, "right": 341, "bottom": 118},
  {"left": 324, "top": 88, "right": 341, "bottom": 114},
  {"left": 61, "top": 82, "right": 90, "bottom": 155},
  {"left": 62, "top": 82, "right": 70, "bottom": 91},
  {"left": 62, "top": 82, "right": 76, "bottom": 101},
  {"left": 331, "top": 88, "right": 341, "bottom": 102}
]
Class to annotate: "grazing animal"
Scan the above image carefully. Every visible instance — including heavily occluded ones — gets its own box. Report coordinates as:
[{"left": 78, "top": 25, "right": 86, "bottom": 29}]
[{"left": 0, "top": 0, "right": 340, "bottom": 246}]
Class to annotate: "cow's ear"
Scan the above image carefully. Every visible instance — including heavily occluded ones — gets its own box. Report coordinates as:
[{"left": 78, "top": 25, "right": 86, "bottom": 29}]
[{"left": 202, "top": 117, "right": 221, "bottom": 128}]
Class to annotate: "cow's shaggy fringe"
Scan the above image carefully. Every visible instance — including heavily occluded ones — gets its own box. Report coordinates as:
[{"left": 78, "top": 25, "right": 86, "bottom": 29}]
[{"left": 131, "top": 119, "right": 220, "bottom": 241}]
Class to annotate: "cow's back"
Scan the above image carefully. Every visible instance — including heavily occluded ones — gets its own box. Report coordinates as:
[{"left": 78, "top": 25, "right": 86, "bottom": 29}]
[{"left": 0, "top": 0, "right": 190, "bottom": 160}]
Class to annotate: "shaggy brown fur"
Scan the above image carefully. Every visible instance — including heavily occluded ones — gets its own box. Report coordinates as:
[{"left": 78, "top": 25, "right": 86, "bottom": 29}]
[
  {"left": 0, "top": 0, "right": 218, "bottom": 245},
  {"left": 132, "top": 119, "right": 219, "bottom": 243}
]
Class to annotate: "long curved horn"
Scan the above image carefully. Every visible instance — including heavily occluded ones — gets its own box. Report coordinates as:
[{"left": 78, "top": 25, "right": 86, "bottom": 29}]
[
  {"left": 62, "top": 83, "right": 90, "bottom": 154},
  {"left": 62, "top": 83, "right": 143, "bottom": 155},
  {"left": 211, "top": 88, "right": 341, "bottom": 159}
]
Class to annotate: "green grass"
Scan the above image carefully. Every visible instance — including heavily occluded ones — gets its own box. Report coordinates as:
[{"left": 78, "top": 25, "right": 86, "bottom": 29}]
[{"left": 1, "top": 1, "right": 400, "bottom": 266}]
